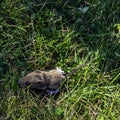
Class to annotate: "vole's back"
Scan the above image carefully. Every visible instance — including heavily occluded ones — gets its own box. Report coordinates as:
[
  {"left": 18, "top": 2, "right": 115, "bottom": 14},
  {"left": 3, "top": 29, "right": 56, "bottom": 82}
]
[{"left": 18, "top": 70, "right": 50, "bottom": 90}]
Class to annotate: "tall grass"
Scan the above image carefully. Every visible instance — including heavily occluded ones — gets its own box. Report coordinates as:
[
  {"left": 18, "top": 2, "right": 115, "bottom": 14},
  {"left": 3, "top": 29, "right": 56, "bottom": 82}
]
[{"left": 0, "top": 0, "right": 120, "bottom": 119}]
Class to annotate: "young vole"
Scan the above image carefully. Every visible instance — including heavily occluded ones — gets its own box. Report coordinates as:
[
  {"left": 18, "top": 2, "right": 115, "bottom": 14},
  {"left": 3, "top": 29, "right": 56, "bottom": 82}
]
[
  {"left": 18, "top": 67, "right": 65, "bottom": 95},
  {"left": 18, "top": 62, "right": 88, "bottom": 95}
]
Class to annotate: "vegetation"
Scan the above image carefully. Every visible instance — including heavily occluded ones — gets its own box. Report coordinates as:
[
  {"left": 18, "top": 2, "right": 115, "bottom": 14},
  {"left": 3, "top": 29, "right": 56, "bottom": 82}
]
[{"left": 0, "top": 0, "right": 120, "bottom": 119}]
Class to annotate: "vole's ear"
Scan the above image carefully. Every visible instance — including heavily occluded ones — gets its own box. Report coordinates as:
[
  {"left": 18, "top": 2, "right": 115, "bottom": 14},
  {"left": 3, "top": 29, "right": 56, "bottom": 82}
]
[{"left": 56, "top": 67, "right": 65, "bottom": 74}]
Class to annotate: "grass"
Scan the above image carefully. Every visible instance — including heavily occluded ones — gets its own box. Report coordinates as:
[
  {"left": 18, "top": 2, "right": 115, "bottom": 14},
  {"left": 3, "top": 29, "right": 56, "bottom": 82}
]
[{"left": 0, "top": 0, "right": 120, "bottom": 119}]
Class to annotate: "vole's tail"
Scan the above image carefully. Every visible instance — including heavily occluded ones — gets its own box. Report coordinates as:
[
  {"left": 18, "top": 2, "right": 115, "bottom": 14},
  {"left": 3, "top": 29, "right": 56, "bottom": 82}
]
[{"left": 65, "top": 62, "right": 89, "bottom": 78}]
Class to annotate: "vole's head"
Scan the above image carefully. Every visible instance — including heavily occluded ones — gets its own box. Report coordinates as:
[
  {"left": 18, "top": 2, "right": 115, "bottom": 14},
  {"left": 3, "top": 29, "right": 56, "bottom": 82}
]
[{"left": 47, "top": 68, "right": 65, "bottom": 90}]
